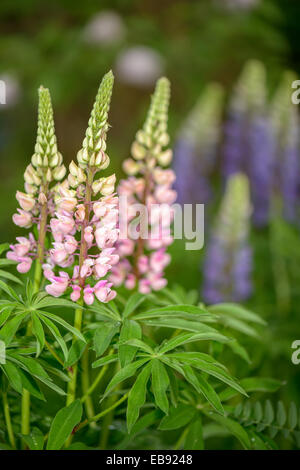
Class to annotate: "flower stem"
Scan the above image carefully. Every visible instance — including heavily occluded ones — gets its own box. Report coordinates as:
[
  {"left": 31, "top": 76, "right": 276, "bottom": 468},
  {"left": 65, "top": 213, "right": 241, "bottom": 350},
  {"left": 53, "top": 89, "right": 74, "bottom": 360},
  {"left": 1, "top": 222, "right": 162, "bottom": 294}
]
[
  {"left": 66, "top": 302, "right": 83, "bottom": 406},
  {"left": 2, "top": 392, "right": 16, "bottom": 449},
  {"left": 80, "top": 349, "right": 113, "bottom": 404},
  {"left": 81, "top": 347, "right": 95, "bottom": 421}
]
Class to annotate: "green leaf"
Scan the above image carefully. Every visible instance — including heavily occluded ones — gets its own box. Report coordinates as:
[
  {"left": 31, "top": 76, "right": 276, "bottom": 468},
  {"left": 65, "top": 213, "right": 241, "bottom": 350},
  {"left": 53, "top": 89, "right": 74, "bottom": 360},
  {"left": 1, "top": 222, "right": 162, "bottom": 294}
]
[
  {"left": 123, "top": 292, "right": 146, "bottom": 318},
  {"left": 0, "top": 279, "right": 20, "bottom": 302},
  {"left": 182, "top": 365, "right": 224, "bottom": 414},
  {"left": 217, "top": 316, "right": 260, "bottom": 339},
  {"left": 92, "top": 353, "right": 118, "bottom": 369},
  {"left": 119, "top": 319, "right": 141, "bottom": 367},
  {"left": 0, "top": 313, "right": 27, "bottom": 345},
  {"left": 184, "top": 417, "right": 204, "bottom": 450},
  {"left": 134, "top": 304, "right": 212, "bottom": 321},
  {"left": 159, "top": 331, "right": 228, "bottom": 354},
  {"left": 103, "top": 358, "right": 150, "bottom": 400},
  {"left": 145, "top": 318, "right": 222, "bottom": 335},
  {"left": 18, "top": 369, "right": 45, "bottom": 401},
  {"left": 40, "top": 316, "right": 68, "bottom": 360},
  {"left": 89, "top": 301, "right": 120, "bottom": 321},
  {"left": 31, "top": 313, "right": 45, "bottom": 357},
  {"left": 39, "top": 311, "right": 86, "bottom": 343},
  {"left": 208, "top": 303, "right": 266, "bottom": 325},
  {"left": 0, "top": 269, "right": 23, "bottom": 285},
  {"left": 120, "top": 338, "right": 154, "bottom": 355},
  {"left": 151, "top": 359, "right": 169, "bottom": 414},
  {"left": 0, "top": 307, "right": 13, "bottom": 327},
  {"left": 277, "top": 401, "right": 286, "bottom": 427},
  {"left": 21, "top": 427, "right": 44, "bottom": 450},
  {"left": 34, "top": 296, "right": 81, "bottom": 310},
  {"left": 93, "top": 322, "right": 120, "bottom": 357},
  {"left": 288, "top": 402, "right": 298, "bottom": 430},
  {"left": 65, "top": 340, "right": 86, "bottom": 368},
  {"left": 47, "top": 400, "right": 83, "bottom": 450},
  {"left": 0, "top": 243, "right": 10, "bottom": 255},
  {"left": 204, "top": 411, "right": 251, "bottom": 449},
  {"left": 1, "top": 362, "right": 23, "bottom": 393},
  {"left": 127, "top": 362, "right": 152, "bottom": 432},
  {"left": 264, "top": 400, "right": 274, "bottom": 425},
  {"left": 219, "top": 377, "right": 283, "bottom": 402},
  {"left": 159, "top": 404, "right": 196, "bottom": 431}
]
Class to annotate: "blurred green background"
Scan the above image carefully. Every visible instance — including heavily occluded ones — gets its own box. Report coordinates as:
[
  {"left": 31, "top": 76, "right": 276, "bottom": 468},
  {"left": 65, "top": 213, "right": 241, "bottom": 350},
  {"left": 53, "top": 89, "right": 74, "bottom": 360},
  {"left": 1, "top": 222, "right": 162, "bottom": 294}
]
[{"left": 1, "top": 0, "right": 300, "bottom": 449}]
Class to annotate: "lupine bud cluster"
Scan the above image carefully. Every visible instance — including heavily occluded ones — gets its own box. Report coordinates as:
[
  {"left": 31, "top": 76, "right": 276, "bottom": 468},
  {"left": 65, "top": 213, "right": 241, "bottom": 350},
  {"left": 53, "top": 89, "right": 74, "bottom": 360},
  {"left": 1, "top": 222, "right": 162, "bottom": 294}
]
[
  {"left": 110, "top": 78, "right": 176, "bottom": 293},
  {"left": 173, "top": 83, "right": 224, "bottom": 205},
  {"left": 271, "top": 71, "right": 300, "bottom": 222},
  {"left": 203, "top": 173, "right": 252, "bottom": 303},
  {"left": 44, "top": 71, "right": 119, "bottom": 304},
  {"left": 7, "top": 87, "right": 66, "bottom": 272},
  {"left": 223, "top": 60, "right": 274, "bottom": 226}
]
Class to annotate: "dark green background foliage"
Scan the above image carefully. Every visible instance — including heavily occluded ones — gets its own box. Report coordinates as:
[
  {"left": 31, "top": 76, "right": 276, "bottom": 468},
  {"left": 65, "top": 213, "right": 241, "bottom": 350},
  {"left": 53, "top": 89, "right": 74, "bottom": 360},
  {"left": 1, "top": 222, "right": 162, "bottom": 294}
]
[{"left": 0, "top": 0, "right": 300, "bottom": 450}]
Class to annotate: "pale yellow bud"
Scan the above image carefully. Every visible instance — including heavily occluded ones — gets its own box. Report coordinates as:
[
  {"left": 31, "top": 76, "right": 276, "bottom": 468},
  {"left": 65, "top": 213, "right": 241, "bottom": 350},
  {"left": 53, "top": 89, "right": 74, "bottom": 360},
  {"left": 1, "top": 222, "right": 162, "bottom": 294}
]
[
  {"left": 123, "top": 158, "right": 140, "bottom": 175},
  {"left": 157, "top": 149, "right": 173, "bottom": 166},
  {"left": 52, "top": 165, "right": 66, "bottom": 181},
  {"left": 69, "top": 160, "right": 79, "bottom": 177},
  {"left": 68, "top": 174, "right": 79, "bottom": 188},
  {"left": 131, "top": 141, "right": 146, "bottom": 160},
  {"left": 101, "top": 174, "right": 116, "bottom": 196},
  {"left": 46, "top": 168, "right": 52, "bottom": 182}
]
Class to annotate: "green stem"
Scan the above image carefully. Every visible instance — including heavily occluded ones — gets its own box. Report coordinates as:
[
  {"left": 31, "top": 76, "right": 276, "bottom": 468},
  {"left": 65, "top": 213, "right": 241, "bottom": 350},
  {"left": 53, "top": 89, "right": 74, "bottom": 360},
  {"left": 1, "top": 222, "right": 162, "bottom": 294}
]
[
  {"left": 45, "top": 340, "right": 64, "bottom": 367},
  {"left": 80, "top": 349, "right": 113, "bottom": 404},
  {"left": 21, "top": 259, "right": 43, "bottom": 441},
  {"left": 66, "top": 303, "right": 83, "bottom": 406},
  {"left": 76, "top": 392, "right": 129, "bottom": 433},
  {"left": 99, "top": 362, "right": 120, "bottom": 449},
  {"left": 2, "top": 392, "right": 16, "bottom": 449},
  {"left": 81, "top": 348, "right": 95, "bottom": 421}
]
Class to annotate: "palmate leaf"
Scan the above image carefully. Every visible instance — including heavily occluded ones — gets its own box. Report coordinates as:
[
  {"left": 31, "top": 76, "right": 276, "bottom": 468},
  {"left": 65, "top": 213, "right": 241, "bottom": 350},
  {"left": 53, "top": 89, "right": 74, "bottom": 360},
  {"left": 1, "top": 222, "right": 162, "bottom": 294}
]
[
  {"left": 37, "top": 311, "right": 86, "bottom": 343},
  {"left": 39, "top": 315, "right": 68, "bottom": 361},
  {"left": 32, "top": 296, "right": 82, "bottom": 310},
  {"left": 127, "top": 362, "right": 152, "bottom": 432}
]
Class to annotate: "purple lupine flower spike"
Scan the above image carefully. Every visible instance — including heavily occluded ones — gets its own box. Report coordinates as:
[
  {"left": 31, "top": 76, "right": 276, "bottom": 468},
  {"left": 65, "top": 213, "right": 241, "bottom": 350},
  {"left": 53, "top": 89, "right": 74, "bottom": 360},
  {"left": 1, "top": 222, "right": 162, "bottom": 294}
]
[
  {"left": 174, "top": 83, "right": 224, "bottom": 205},
  {"left": 203, "top": 173, "right": 252, "bottom": 303}
]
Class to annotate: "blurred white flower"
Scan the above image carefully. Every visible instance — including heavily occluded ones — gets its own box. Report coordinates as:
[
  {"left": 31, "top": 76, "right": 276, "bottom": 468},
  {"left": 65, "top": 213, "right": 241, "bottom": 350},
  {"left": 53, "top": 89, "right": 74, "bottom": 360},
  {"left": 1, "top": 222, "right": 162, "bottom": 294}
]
[
  {"left": 0, "top": 73, "right": 21, "bottom": 108},
  {"left": 115, "top": 46, "right": 164, "bottom": 87},
  {"left": 216, "top": 0, "right": 259, "bottom": 10},
  {"left": 83, "top": 11, "right": 126, "bottom": 45}
]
